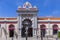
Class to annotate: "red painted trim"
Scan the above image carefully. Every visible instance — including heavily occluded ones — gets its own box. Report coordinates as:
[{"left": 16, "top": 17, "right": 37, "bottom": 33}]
[
  {"left": 37, "top": 28, "right": 60, "bottom": 30},
  {"left": 38, "top": 22, "right": 48, "bottom": 24},
  {"left": 9, "top": 27, "right": 15, "bottom": 30},
  {"left": 6, "top": 22, "right": 17, "bottom": 24},
  {"left": 0, "top": 22, "right": 17, "bottom": 24},
  {"left": 38, "top": 22, "right": 60, "bottom": 24},
  {"left": 0, "top": 22, "right": 5, "bottom": 24},
  {"left": 50, "top": 22, "right": 60, "bottom": 24}
]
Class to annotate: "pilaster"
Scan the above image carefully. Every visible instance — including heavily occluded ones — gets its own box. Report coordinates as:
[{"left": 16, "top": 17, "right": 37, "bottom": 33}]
[{"left": 18, "top": 15, "right": 21, "bottom": 35}]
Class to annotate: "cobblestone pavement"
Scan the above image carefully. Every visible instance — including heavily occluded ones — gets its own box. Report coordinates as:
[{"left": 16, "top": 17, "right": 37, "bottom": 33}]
[{"left": 0, "top": 36, "right": 60, "bottom": 40}]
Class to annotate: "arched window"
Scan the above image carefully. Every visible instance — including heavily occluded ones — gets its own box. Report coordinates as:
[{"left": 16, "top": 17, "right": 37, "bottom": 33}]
[
  {"left": 53, "top": 24, "right": 58, "bottom": 35},
  {"left": 40, "top": 24, "right": 46, "bottom": 37}
]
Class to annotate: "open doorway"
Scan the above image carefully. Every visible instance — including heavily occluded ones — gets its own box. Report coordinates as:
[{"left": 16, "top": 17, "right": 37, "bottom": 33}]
[
  {"left": 53, "top": 24, "right": 58, "bottom": 35},
  {"left": 9, "top": 24, "right": 15, "bottom": 37},
  {"left": 21, "top": 27, "right": 33, "bottom": 37},
  {"left": 40, "top": 24, "right": 46, "bottom": 37},
  {"left": 21, "top": 19, "right": 33, "bottom": 37}
]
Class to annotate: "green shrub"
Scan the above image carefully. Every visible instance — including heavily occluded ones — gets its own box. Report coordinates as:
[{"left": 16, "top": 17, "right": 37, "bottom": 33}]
[{"left": 58, "top": 31, "right": 60, "bottom": 38}]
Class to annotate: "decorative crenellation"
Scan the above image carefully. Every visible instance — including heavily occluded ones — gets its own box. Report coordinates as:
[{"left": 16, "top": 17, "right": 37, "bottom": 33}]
[
  {"left": 18, "top": 2, "right": 37, "bottom": 8},
  {"left": 23, "top": 2, "right": 32, "bottom": 8},
  {"left": 17, "top": 2, "right": 38, "bottom": 12}
]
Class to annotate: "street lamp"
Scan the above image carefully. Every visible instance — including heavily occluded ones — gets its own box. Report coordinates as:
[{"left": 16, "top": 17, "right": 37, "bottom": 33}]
[
  {"left": 22, "top": 19, "right": 32, "bottom": 40},
  {"left": 0, "top": 25, "right": 1, "bottom": 36},
  {"left": 25, "top": 27, "right": 28, "bottom": 40},
  {"left": 41, "top": 31, "right": 43, "bottom": 40}
]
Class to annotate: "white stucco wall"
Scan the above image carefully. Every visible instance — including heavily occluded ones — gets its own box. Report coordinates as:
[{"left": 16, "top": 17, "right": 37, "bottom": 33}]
[
  {"left": 0, "top": 23, "right": 18, "bottom": 38},
  {"left": 38, "top": 22, "right": 60, "bottom": 37}
]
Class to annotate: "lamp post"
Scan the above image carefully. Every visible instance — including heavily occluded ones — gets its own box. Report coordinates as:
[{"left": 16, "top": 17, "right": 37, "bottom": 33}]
[
  {"left": 0, "top": 25, "right": 2, "bottom": 37},
  {"left": 22, "top": 19, "right": 32, "bottom": 40},
  {"left": 25, "top": 27, "right": 28, "bottom": 40},
  {"left": 41, "top": 31, "right": 43, "bottom": 40},
  {"left": 25, "top": 21, "right": 29, "bottom": 40},
  {"left": 23, "top": 20, "right": 29, "bottom": 40}
]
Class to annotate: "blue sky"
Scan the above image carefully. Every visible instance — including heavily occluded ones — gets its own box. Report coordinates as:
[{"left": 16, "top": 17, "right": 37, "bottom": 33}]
[{"left": 0, "top": 0, "right": 60, "bottom": 17}]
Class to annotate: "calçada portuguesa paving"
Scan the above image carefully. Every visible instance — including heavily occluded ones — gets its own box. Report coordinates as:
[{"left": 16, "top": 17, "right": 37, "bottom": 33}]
[{"left": 0, "top": 36, "right": 60, "bottom": 40}]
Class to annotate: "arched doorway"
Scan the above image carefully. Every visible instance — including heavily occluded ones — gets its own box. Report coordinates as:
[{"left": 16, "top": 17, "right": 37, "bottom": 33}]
[
  {"left": 40, "top": 24, "right": 46, "bottom": 37},
  {"left": 8, "top": 24, "right": 15, "bottom": 37},
  {"left": 21, "top": 19, "right": 33, "bottom": 37},
  {"left": 53, "top": 24, "right": 58, "bottom": 35}
]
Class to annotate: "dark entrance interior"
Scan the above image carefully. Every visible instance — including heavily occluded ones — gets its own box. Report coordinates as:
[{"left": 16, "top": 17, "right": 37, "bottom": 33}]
[
  {"left": 21, "top": 19, "right": 33, "bottom": 37},
  {"left": 40, "top": 25, "right": 46, "bottom": 37},
  {"left": 53, "top": 25, "right": 58, "bottom": 35},
  {"left": 21, "top": 27, "right": 33, "bottom": 37},
  {"left": 9, "top": 24, "right": 15, "bottom": 37}
]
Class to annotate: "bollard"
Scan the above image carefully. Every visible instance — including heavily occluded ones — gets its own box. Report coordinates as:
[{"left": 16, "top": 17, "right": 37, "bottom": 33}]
[
  {"left": 11, "top": 37, "right": 13, "bottom": 40},
  {"left": 56, "top": 38, "right": 58, "bottom": 40},
  {"left": 46, "top": 36, "right": 48, "bottom": 40}
]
